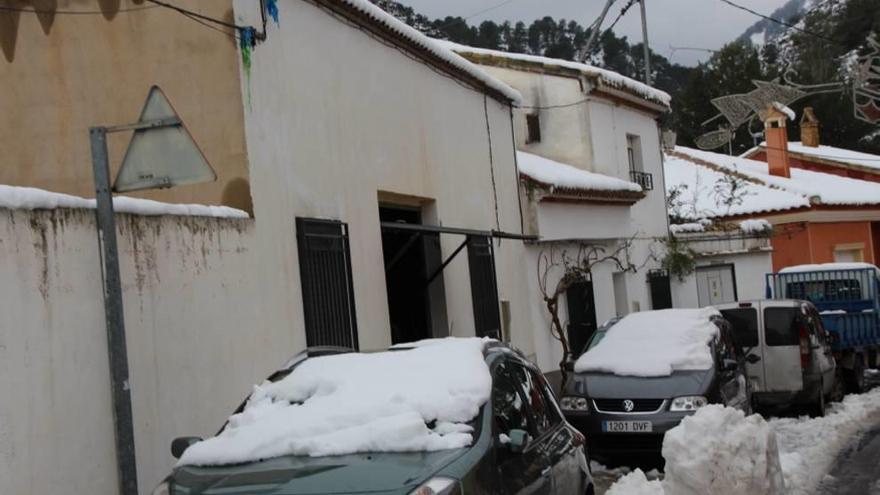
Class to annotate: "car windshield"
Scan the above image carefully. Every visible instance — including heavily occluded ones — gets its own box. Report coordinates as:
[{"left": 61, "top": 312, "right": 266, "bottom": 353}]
[{"left": 583, "top": 330, "right": 607, "bottom": 354}]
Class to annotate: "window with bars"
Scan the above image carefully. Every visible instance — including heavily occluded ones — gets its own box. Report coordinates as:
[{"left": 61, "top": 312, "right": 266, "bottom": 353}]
[
  {"left": 467, "top": 235, "right": 502, "bottom": 339},
  {"left": 296, "top": 217, "right": 359, "bottom": 349}
]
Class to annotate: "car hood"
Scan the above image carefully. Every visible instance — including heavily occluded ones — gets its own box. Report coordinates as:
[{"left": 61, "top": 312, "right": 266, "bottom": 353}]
[
  {"left": 168, "top": 448, "right": 469, "bottom": 495},
  {"left": 567, "top": 369, "right": 714, "bottom": 399}
]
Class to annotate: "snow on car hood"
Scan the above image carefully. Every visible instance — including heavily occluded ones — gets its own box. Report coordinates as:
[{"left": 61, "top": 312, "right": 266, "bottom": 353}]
[
  {"left": 178, "top": 338, "right": 492, "bottom": 467},
  {"left": 574, "top": 308, "right": 721, "bottom": 378}
]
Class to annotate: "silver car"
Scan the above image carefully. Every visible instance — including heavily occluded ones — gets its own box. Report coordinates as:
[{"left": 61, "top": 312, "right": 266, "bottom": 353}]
[{"left": 716, "top": 300, "right": 837, "bottom": 416}]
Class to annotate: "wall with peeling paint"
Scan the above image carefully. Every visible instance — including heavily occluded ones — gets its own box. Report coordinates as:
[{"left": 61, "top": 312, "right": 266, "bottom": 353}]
[{"left": 0, "top": 208, "right": 297, "bottom": 494}]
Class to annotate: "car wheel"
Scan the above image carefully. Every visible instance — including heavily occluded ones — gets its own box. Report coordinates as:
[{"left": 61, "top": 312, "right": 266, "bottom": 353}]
[{"left": 808, "top": 379, "right": 826, "bottom": 418}]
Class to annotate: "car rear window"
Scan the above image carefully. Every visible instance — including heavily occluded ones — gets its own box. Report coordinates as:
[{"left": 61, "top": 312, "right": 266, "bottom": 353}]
[
  {"left": 764, "top": 307, "right": 800, "bottom": 346},
  {"left": 720, "top": 308, "right": 759, "bottom": 347}
]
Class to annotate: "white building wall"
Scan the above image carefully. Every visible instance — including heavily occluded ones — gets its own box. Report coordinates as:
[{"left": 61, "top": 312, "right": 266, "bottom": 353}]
[{"left": 0, "top": 210, "right": 288, "bottom": 495}]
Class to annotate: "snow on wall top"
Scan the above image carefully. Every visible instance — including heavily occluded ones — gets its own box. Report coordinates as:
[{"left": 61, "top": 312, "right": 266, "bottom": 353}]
[
  {"left": 673, "top": 146, "right": 880, "bottom": 209},
  {"left": 753, "top": 141, "right": 880, "bottom": 171},
  {"left": 517, "top": 151, "right": 642, "bottom": 194},
  {"left": 0, "top": 184, "right": 249, "bottom": 218},
  {"left": 437, "top": 40, "right": 671, "bottom": 108},
  {"left": 334, "top": 0, "right": 521, "bottom": 104},
  {"left": 574, "top": 308, "right": 721, "bottom": 377},
  {"left": 664, "top": 152, "right": 809, "bottom": 219},
  {"left": 178, "top": 337, "right": 492, "bottom": 466}
]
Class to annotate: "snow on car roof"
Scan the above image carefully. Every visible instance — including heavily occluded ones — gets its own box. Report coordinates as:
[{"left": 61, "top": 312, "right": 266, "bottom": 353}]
[
  {"left": 177, "top": 337, "right": 492, "bottom": 466},
  {"left": 574, "top": 308, "right": 721, "bottom": 377},
  {"left": 779, "top": 262, "right": 880, "bottom": 276}
]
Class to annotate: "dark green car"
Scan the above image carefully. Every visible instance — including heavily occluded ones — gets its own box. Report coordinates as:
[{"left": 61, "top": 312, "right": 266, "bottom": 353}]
[{"left": 152, "top": 343, "right": 594, "bottom": 494}]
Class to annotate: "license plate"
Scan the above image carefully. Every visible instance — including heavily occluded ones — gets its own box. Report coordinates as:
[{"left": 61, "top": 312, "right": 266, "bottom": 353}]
[{"left": 602, "top": 421, "right": 653, "bottom": 433}]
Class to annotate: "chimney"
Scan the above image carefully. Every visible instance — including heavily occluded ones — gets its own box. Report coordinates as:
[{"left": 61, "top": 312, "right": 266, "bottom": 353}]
[
  {"left": 764, "top": 103, "right": 791, "bottom": 178},
  {"left": 800, "top": 107, "right": 820, "bottom": 147}
]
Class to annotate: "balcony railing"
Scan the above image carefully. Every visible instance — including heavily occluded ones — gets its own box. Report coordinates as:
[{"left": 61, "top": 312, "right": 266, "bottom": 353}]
[{"left": 630, "top": 170, "right": 654, "bottom": 191}]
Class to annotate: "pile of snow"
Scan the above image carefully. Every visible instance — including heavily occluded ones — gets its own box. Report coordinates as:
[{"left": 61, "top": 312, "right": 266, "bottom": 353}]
[
  {"left": 739, "top": 218, "right": 772, "bottom": 233},
  {"left": 669, "top": 222, "right": 706, "bottom": 234},
  {"left": 770, "top": 388, "right": 880, "bottom": 495},
  {"left": 517, "top": 152, "right": 642, "bottom": 193},
  {"left": 779, "top": 262, "right": 879, "bottom": 274},
  {"left": 606, "top": 469, "right": 664, "bottom": 495},
  {"left": 664, "top": 152, "right": 809, "bottom": 219},
  {"left": 334, "top": 1, "right": 521, "bottom": 104},
  {"left": 574, "top": 308, "right": 720, "bottom": 377},
  {"left": 439, "top": 40, "right": 671, "bottom": 107},
  {"left": 0, "top": 184, "right": 249, "bottom": 218},
  {"left": 178, "top": 338, "right": 492, "bottom": 466},
  {"left": 663, "top": 406, "right": 785, "bottom": 495}
]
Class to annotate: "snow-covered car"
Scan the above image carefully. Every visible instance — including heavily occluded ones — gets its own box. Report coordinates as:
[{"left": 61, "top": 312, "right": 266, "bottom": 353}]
[
  {"left": 559, "top": 308, "right": 756, "bottom": 463},
  {"left": 152, "top": 339, "right": 594, "bottom": 495},
  {"left": 716, "top": 300, "right": 837, "bottom": 416}
]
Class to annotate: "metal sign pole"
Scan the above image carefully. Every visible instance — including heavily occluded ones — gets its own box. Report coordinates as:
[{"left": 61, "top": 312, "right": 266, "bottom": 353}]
[{"left": 90, "top": 126, "right": 139, "bottom": 495}]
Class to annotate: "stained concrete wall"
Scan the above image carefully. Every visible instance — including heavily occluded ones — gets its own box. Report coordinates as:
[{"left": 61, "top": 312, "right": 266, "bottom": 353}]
[
  {"left": 0, "top": 0, "right": 251, "bottom": 211},
  {"left": 0, "top": 208, "right": 296, "bottom": 494}
]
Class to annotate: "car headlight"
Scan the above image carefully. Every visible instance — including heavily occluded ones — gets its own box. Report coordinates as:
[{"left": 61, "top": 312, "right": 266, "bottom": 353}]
[
  {"left": 560, "top": 396, "right": 589, "bottom": 412},
  {"left": 151, "top": 481, "right": 170, "bottom": 495},
  {"left": 409, "top": 477, "right": 461, "bottom": 495},
  {"left": 669, "top": 396, "right": 708, "bottom": 412}
]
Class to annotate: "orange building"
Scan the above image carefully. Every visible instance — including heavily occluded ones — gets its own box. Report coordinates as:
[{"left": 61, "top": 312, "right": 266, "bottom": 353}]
[{"left": 666, "top": 104, "right": 880, "bottom": 272}]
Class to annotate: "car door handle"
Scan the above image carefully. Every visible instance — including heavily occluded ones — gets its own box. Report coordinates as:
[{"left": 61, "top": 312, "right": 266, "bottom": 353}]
[{"left": 541, "top": 467, "right": 552, "bottom": 478}]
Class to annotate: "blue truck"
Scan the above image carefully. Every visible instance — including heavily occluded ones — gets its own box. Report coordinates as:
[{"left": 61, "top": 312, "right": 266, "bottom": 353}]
[{"left": 766, "top": 263, "right": 880, "bottom": 393}]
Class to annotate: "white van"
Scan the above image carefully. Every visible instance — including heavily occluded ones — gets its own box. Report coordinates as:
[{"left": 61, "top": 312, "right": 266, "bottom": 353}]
[{"left": 715, "top": 300, "right": 837, "bottom": 416}]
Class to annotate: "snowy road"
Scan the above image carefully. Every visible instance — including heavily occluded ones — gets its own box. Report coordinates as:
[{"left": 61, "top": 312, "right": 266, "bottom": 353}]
[{"left": 816, "top": 412, "right": 880, "bottom": 495}]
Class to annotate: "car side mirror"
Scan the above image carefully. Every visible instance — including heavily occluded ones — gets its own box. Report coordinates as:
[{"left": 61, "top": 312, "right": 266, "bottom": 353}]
[
  {"left": 722, "top": 359, "right": 738, "bottom": 372},
  {"left": 171, "top": 436, "right": 202, "bottom": 459},
  {"left": 746, "top": 354, "right": 761, "bottom": 364},
  {"left": 563, "top": 360, "right": 574, "bottom": 372},
  {"left": 507, "top": 429, "right": 530, "bottom": 454}
]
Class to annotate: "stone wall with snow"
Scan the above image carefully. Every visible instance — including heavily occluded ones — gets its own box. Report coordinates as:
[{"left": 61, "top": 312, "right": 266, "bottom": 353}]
[{"left": 0, "top": 207, "right": 301, "bottom": 495}]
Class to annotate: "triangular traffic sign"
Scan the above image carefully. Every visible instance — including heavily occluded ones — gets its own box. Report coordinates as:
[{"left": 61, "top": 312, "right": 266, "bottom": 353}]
[{"left": 114, "top": 86, "right": 217, "bottom": 193}]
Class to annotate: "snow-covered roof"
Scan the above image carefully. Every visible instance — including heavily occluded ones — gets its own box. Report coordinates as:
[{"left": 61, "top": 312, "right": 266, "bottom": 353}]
[
  {"left": 437, "top": 40, "right": 671, "bottom": 108},
  {"left": 574, "top": 308, "right": 721, "bottom": 377},
  {"left": 668, "top": 146, "right": 880, "bottom": 217},
  {"left": 747, "top": 141, "right": 880, "bottom": 172},
  {"left": 664, "top": 151, "right": 809, "bottom": 219},
  {"left": 178, "top": 337, "right": 492, "bottom": 466},
  {"left": 331, "top": 0, "right": 521, "bottom": 104},
  {"left": 517, "top": 151, "right": 642, "bottom": 197},
  {"left": 0, "top": 184, "right": 249, "bottom": 218}
]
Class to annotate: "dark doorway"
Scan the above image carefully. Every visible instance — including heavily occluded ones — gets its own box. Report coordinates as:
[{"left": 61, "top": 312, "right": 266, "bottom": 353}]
[
  {"left": 566, "top": 280, "right": 597, "bottom": 357},
  {"left": 467, "top": 235, "right": 502, "bottom": 339},
  {"left": 379, "top": 207, "right": 445, "bottom": 344},
  {"left": 649, "top": 269, "right": 674, "bottom": 309}
]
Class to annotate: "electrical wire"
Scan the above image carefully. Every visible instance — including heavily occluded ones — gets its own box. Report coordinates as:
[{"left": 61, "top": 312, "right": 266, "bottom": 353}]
[
  {"left": 436, "top": 0, "right": 524, "bottom": 31},
  {"left": 520, "top": 98, "right": 591, "bottom": 110},
  {"left": 606, "top": 0, "right": 638, "bottom": 32},
  {"left": 716, "top": 0, "right": 841, "bottom": 45},
  {"left": 0, "top": 4, "right": 158, "bottom": 15},
  {"left": 178, "top": 10, "right": 239, "bottom": 40},
  {"left": 144, "top": 0, "right": 248, "bottom": 32}
]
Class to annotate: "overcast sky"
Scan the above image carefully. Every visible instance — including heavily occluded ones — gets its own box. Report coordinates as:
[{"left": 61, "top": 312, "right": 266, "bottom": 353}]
[{"left": 397, "top": 0, "right": 791, "bottom": 66}]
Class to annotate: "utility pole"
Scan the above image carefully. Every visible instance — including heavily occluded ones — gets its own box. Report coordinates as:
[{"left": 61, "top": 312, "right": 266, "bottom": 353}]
[
  {"left": 639, "top": 0, "right": 652, "bottom": 85},
  {"left": 580, "top": 0, "right": 616, "bottom": 63}
]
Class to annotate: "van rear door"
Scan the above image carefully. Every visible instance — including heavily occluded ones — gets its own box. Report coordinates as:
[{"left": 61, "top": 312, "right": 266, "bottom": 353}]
[
  {"left": 762, "top": 305, "right": 804, "bottom": 392},
  {"left": 718, "top": 304, "right": 764, "bottom": 391}
]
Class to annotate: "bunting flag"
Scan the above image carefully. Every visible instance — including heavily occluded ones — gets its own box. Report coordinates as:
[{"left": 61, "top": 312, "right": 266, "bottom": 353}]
[{"left": 266, "top": 0, "right": 279, "bottom": 26}]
